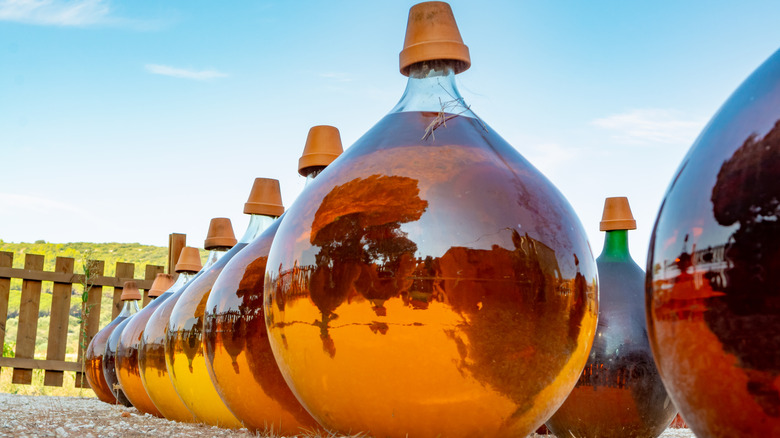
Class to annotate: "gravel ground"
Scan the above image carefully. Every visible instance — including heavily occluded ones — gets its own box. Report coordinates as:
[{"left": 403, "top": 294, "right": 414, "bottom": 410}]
[{"left": 0, "top": 393, "right": 695, "bottom": 437}]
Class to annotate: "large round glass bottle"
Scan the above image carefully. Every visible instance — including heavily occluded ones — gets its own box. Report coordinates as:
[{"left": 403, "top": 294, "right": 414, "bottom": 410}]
[
  {"left": 115, "top": 273, "right": 174, "bottom": 417},
  {"left": 263, "top": 3, "right": 598, "bottom": 437},
  {"left": 204, "top": 126, "right": 342, "bottom": 434},
  {"left": 138, "top": 246, "right": 203, "bottom": 422},
  {"left": 547, "top": 197, "right": 676, "bottom": 437},
  {"left": 167, "top": 199, "right": 280, "bottom": 428},
  {"left": 102, "top": 281, "right": 142, "bottom": 407},
  {"left": 84, "top": 281, "right": 140, "bottom": 404},
  {"left": 647, "top": 48, "right": 780, "bottom": 437}
]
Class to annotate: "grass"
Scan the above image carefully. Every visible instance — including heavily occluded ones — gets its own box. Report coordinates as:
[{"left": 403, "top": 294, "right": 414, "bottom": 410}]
[
  {"left": 0, "top": 367, "right": 94, "bottom": 397},
  {"left": 3, "top": 283, "right": 117, "bottom": 361}
]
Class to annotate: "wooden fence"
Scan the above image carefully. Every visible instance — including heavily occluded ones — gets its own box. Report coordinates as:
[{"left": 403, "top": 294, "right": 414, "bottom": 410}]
[{"left": 0, "top": 233, "right": 186, "bottom": 387}]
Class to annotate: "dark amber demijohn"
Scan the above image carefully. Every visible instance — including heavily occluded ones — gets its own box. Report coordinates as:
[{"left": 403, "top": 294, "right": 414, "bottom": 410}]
[
  {"left": 547, "top": 197, "right": 677, "bottom": 437},
  {"left": 84, "top": 282, "right": 140, "bottom": 405},
  {"left": 203, "top": 127, "right": 342, "bottom": 434},
  {"left": 101, "top": 281, "right": 143, "bottom": 407},
  {"left": 262, "top": 3, "right": 598, "bottom": 437},
  {"left": 116, "top": 273, "right": 174, "bottom": 417},
  {"left": 138, "top": 247, "right": 203, "bottom": 422},
  {"left": 647, "top": 47, "right": 780, "bottom": 437}
]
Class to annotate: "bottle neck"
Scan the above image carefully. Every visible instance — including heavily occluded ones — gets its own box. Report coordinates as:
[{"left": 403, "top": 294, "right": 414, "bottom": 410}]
[
  {"left": 304, "top": 167, "right": 325, "bottom": 185},
  {"left": 238, "top": 214, "right": 277, "bottom": 243},
  {"left": 172, "top": 271, "right": 196, "bottom": 289},
  {"left": 203, "top": 247, "right": 229, "bottom": 268},
  {"left": 599, "top": 230, "right": 632, "bottom": 261},
  {"left": 389, "top": 60, "right": 477, "bottom": 118},
  {"left": 118, "top": 300, "right": 140, "bottom": 317}
]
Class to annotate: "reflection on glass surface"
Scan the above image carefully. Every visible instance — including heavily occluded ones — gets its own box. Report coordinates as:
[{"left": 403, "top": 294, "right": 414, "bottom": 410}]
[
  {"left": 647, "top": 48, "right": 780, "bottom": 437},
  {"left": 138, "top": 271, "right": 199, "bottom": 422},
  {"left": 548, "top": 228, "right": 676, "bottom": 437},
  {"left": 116, "top": 291, "right": 170, "bottom": 417},
  {"left": 205, "top": 216, "right": 322, "bottom": 435},
  {"left": 265, "top": 110, "right": 598, "bottom": 437}
]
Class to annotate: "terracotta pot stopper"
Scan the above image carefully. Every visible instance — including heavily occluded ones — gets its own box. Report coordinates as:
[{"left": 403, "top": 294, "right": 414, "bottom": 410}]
[
  {"left": 299, "top": 125, "right": 344, "bottom": 176},
  {"left": 399, "top": 1, "right": 471, "bottom": 76},
  {"left": 120, "top": 280, "right": 142, "bottom": 301},
  {"left": 600, "top": 196, "right": 637, "bottom": 231},
  {"left": 148, "top": 273, "right": 175, "bottom": 298},
  {"left": 243, "top": 178, "right": 285, "bottom": 217},
  {"left": 175, "top": 246, "right": 203, "bottom": 273},
  {"left": 204, "top": 217, "right": 237, "bottom": 250}
]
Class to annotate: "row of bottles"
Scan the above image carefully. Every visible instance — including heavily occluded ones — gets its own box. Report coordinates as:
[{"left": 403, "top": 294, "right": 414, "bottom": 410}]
[
  {"left": 84, "top": 124, "right": 344, "bottom": 433},
  {"left": 84, "top": 0, "right": 780, "bottom": 436}
]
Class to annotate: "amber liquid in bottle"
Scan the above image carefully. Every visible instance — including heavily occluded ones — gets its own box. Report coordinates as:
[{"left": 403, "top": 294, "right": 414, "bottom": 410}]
[
  {"left": 548, "top": 229, "right": 676, "bottom": 437},
  {"left": 165, "top": 242, "right": 251, "bottom": 428},
  {"left": 647, "top": 48, "right": 780, "bottom": 437},
  {"left": 85, "top": 316, "right": 125, "bottom": 404},
  {"left": 265, "top": 109, "right": 598, "bottom": 438},
  {"left": 115, "top": 291, "right": 172, "bottom": 417},
  {"left": 138, "top": 271, "right": 199, "bottom": 422},
  {"left": 103, "top": 316, "right": 135, "bottom": 407},
  {"left": 205, "top": 196, "right": 323, "bottom": 434}
]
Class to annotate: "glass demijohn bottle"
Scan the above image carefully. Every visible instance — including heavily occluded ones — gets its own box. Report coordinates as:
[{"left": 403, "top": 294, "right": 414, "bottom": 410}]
[
  {"left": 84, "top": 281, "right": 140, "bottom": 404},
  {"left": 167, "top": 206, "right": 277, "bottom": 428},
  {"left": 115, "top": 273, "right": 174, "bottom": 417},
  {"left": 204, "top": 126, "right": 342, "bottom": 434},
  {"left": 547, "top": 197, "right": 677, "bottom": 437},
  {"left": 646, "top": 47, "right": 780, "bottom": 437},
  {"left": 102, "top": 281, "right": 142, "bottom": 407},
  {"left": 263, "top": 3, "right": 598, "bottom": 437},
  {"left": 138, "top": 246, "right": 203, "bottom": 422}
]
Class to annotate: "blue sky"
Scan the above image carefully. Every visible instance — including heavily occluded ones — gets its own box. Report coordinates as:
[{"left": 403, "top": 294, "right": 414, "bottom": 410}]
[{"left": 2, "top": 0, "right": 780, "bottom": 267}]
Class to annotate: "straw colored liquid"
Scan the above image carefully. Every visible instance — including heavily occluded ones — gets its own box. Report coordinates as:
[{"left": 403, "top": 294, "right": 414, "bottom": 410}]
[
  {"left": 139, "top": 287, "right": 195, "bottom": 422},
  {"left": 166, "top": 243, "right": 247, "bottom": 428}
]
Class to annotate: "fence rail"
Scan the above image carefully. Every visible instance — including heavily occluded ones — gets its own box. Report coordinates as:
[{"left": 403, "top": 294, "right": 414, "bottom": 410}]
[{"left": 0, "top": 243, "right": 178, "bottom": 387}]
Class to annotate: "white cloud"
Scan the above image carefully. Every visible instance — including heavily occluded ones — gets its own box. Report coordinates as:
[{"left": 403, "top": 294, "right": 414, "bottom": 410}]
[
  {"left": 0, "top": 0, "right": 110, "bottom": 26},
  {"left": 524, "top": 142, "right": 580, "bottom": 175},
  {"left": 592, "top": 109, "right": 706, "bottom": 145},
  {"left": 145, "top": 64, "right": 229, "bottom": 80}
]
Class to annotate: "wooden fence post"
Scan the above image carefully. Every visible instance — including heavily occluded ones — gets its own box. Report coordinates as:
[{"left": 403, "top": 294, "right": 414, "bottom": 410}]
[
  {"left": 75, "top": 259, "right": 105, "bottom": 388},
  {"left": 168, "top": 233, "right": 186, "bottom": 276},
  {"left": 143, "top": 265, "right": 164, "bottom": 307},
  {"left": 44, "top": 256, "right": 74, "bottom": 386},
  {"left": 112, "top": 262, "right": 135, "bottom": 319},
  {"left": 12, "top": 253, "right": 45, "bottom": 384},
  {"left": 0, "top": 252, "right": 13, "bottom": 361}
]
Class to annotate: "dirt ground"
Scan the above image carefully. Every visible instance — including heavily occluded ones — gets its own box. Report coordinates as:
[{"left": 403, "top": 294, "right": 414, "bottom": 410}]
[{"left": 0, "top": 392, "right": 696, "bottom": 438}]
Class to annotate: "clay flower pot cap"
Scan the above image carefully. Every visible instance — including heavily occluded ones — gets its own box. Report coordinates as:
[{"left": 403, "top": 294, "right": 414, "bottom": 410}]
[
  {"left": 299, "top": 125, "right": 344, "bottom": 176},
  {"left": 244, "top": 177, "right": 285, "bottom": 217},
  {"left": 204, "top": 217, "right": 237, "bottom": 250},
  {"left": 120, "top": 280, "right": 142, "bottom": 301},
  {"left": 399, "top": 1, "right": 471, "bottom": 76},
  {"left": 600, "top": 196, "right": 637, "bottom": 231},
  {"left": 148, "top": 273, "right": 174, "bottom": 298},
  {"left": 175, "top": 246, "right": 202, "bottom": 273}
]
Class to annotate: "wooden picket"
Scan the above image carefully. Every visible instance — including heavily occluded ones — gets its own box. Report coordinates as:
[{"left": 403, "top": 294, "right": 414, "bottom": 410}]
[{"left": 0, "top": 252, "right": 164, "bottom": 387}]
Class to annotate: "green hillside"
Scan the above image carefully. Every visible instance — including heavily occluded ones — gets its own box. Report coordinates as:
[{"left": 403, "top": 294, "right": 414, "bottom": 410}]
[{"left": 0, "top": 240, "right": 171, "bottom": 276}]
